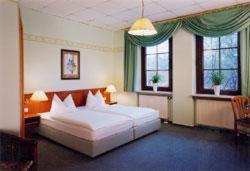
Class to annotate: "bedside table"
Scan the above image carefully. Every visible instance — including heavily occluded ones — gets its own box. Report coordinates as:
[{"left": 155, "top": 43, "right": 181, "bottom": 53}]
[
  {"left": 107, "top": 101, "right": 117, "bottom": 105},
  {"left": 24, "top": 113, "right": 40, "bottom": 138}
]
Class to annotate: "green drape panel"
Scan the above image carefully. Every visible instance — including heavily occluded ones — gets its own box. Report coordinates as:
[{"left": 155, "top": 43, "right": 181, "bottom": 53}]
[
  {"left": 127, "top": 21, "right": 182, "bottom": 46},
  {"left": 183, "top": 8, "right": 250, "bottom": 37},
  {"left": 241, "top": 26, "right": 250, "bottom": 96},
  {"left": 124, "top": 33, "right": 138, "bottom": 92},
  {"left": 124, "top": 6, "right": 250, "bottom": 92}
]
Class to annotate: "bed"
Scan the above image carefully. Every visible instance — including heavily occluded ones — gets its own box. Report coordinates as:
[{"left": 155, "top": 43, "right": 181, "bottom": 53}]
[
  {"left": 88, "top": 104, "right": 161, "bottom": 139},
  {"left": 24, "top": 88, "right": 161, "bottom": 157},
  {"left": 38, "top": 108, "right": 134, "bottom": 157}
]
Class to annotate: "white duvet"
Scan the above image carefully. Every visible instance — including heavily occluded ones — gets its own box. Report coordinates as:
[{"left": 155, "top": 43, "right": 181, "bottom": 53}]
[
  {"left": 50, "top": 108, "right": 133, "bottom": 131},
  {"left": 88, "top": 104, "right": 160, "bottom": 126}
]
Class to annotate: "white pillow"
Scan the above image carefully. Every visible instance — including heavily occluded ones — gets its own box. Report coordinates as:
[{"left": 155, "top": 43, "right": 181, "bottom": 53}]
[
  {"left": 50, "top": 94, "right": 70, "bottom": 115},
  {"left": 50, "top": 94, "right": 77, "bottom": 115},
  {"left": 64, "top": 94, "right": 78, "bottom": 112},
  {"left": 86, "top": 91, "right": 97, "bottom": 108},
  {"left": 95, "top": 90, "right": 106, "bottom": 106}
]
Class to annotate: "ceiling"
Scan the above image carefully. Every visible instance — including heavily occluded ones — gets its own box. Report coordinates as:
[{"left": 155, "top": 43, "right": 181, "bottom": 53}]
[{"left": 20, "top": 0, "right": 250, "bottom": 31}]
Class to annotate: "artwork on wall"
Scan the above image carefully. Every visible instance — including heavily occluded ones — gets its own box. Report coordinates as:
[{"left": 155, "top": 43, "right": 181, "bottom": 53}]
[{"left": 61, "top": 49, "right": 80, "bottom": 80}]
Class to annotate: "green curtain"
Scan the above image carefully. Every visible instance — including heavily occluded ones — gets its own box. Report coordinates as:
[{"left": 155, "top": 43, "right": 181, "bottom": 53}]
[
  {"left": 124, "top": 6, "right": 250, "bottom": 92},
  {"left": 124, "top": 33, "right": 138, "bottom": 92},
  {"left": 241, "top": 26, "right": 250, "bottom": 96},
  {"left": 183, "top": 8, "right": 250, "bottom": 37}
]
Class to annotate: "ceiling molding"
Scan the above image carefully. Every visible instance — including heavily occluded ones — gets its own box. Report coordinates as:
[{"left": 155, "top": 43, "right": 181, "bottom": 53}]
[{"left": 157, "top": 2, "right": 250, "bottom": 24}]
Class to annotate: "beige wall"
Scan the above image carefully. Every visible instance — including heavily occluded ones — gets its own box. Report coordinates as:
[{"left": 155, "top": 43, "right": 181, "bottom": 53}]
[
  {"left": 0, "top": 0, "right": 20, "bottom": 135},
  {"left": 21, "top": 8, "right": 116, "bottom": 93},
  {"left": 172, "top": 29, "right": 195, "bottom": 126},
  {"left": 113, "top": 31, "right": 124, "bottom": 92}
]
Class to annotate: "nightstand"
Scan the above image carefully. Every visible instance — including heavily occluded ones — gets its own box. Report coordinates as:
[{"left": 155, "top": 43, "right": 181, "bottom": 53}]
[
  {"left": 24, "top": 113, "right": 40, "bottom": 138},
  {"left": 107, "top": 101, "right": 117, "bottom": 105}
]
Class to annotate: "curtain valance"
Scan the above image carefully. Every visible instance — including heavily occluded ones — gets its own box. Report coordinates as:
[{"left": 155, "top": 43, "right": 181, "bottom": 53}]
[
  {"left": 183, "top": 8, "right": 250, "bottom": 37},
  {"left": 124, "top": 6, "right": 250, "bottom": 92}
]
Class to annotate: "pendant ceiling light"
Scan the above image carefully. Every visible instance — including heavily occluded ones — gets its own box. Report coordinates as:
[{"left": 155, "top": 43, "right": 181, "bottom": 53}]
[{"left": 128, "top": 0, "right": 157, "bottom": 36}]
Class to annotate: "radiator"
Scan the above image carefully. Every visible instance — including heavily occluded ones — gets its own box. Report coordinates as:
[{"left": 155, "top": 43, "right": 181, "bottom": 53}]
[
  {"left": 195, "top": 99, "right": 234, "bottom": 129},
  {"left": 138, "top": 94, "right": 169, "bottom": 120}
]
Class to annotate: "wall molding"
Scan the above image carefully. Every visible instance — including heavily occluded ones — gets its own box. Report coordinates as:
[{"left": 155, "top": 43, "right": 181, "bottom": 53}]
[
  {"left": 24, "top": 33, "right": 123, "bottom": 53},
  {"left": 7, "top": 0, "right": 18, "bottom": 4},
  {"left": 113, "top": 47, "right": 123, "bottom": 53}
]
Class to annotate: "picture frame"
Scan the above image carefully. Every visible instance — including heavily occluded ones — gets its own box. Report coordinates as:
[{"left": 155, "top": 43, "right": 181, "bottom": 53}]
[{"left": 61, "top": 49, "right": 80, "bottom": 80}]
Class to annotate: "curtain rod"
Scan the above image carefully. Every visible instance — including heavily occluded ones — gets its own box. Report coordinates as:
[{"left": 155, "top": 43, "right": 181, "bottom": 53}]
[{"left": 123, "top": 2, "right": 250, "bottom": 31}]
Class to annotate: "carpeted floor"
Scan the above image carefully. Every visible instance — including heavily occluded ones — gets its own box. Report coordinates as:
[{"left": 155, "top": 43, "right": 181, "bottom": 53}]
[{"left": 37, "top": 124, "right": 250, "bottom": 171}]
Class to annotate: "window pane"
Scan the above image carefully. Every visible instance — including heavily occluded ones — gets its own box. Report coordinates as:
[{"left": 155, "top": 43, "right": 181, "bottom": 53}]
[
  {"left": 146, "top": 55, "right": 156, "bottom": 70},
  {"left": 203, "top": 37, "right": 219, "bottom": 50},
  {"left": 221, "top": 49, "right": 238, "bottom": 69},
  {"left": 204, "top": 70, "right": 216, "bottom": 89},
  {"left": 158, "top": 71, "right": 169, "bottom": 87},
  {"left": 199, "top": 32, "right": 240, "bottom": 94},
  {"left": 158, "top": 53, "right": 169, "bottom": 70},
  {"left": 146, "top": 46, "right": 156, "bottom": 54},
  {"left": 221, "top": 70, "right": 238, "bottom": 90},
  {"left": 143, "top": 39, "right": 171, "bottom": 89},
  {"left": 158, "top": 41, "right": 169, "bottom": 53},
  {"left": 204, "top": 50, "right": 219, "bottom": 69},
  {"left": 146, "top": 71, "right": 157, "bottom": 86},
  {"left": 221, "top": 33, "right": 237, "bottom": 48}
]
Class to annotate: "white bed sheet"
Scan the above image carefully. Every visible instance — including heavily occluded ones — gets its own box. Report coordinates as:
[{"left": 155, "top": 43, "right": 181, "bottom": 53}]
[
  {"left": 40, "top": 109, "right": 133, "bottom": 141},
  {"left": 87, "top": 105, "right": 160, "bottom": 127}
]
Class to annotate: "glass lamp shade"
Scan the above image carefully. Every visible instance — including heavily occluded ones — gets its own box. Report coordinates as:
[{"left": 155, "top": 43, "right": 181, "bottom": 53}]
[
  {"left": 106, "top": 85, "right": 117, "bottom": 93},
  {"left": 30, "top": 90, "right": 48, "bottom": 101},
  {"left": 128, "top": 17, "right": 157, "bottom": 36}
]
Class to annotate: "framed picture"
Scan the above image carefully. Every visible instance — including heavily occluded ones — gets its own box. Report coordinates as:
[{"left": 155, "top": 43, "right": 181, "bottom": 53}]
[{"left": 61, "top": 49, "right": 80, "bottom": 80}]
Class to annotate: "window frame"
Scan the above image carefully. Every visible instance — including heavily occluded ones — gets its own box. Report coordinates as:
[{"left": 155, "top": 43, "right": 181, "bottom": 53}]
[
  {"left": 141, "top": 38, "right": 173, "bottom": 92},
  {"left": 196, "top": 33, "right": 241, "bottom": 95}
]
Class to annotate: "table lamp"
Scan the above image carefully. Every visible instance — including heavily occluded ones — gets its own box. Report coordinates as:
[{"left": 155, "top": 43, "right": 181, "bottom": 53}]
[
  {"left": 24, "top": 90, "right": 48, "bottom": 113},
  {"left": 30, "top": 90, "right": 48, "bottom": 101},
  {"left": 106, "top": 85, "right": 117, "bottom": 103},
  {"left": 30, "top": 90, "right": 48, "bottom": 102}
]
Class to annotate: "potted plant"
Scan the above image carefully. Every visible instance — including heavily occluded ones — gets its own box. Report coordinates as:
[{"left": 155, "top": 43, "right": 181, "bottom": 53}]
[
  {"left": 151, "top": 73, "right": 161, "bottom": 92},
  {"left": 211, "top": 72, "right": 224, "bottom": 96}
]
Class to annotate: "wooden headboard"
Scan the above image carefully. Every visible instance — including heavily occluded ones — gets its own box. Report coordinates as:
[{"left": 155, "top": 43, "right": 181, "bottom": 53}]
[{"left": 24, "top": 88, "right": 110, "bottom": 114}]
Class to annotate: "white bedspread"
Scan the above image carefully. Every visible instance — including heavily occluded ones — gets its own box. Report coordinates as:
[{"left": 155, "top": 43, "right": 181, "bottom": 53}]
[
  {"left": 88, "top": 105, "right": 160, "bottom": 126},
  {"left": 40, "top": 111, "right": 133, "bottom": 141},
  {"left": 50, "top": 108, "right": 133, "bottom": 131}
]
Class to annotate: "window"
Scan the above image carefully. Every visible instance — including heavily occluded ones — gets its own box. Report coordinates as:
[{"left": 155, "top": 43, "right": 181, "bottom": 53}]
[
  {"left": 141, "top": 38, "right": 172, "bottom": 91},
  {"left": 196, "top": 33, "right": 241, "bottom": 95}
]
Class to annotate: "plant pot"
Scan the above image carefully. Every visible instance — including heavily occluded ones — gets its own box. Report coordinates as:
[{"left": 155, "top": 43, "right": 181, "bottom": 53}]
[
  {"left": 213, "top": 85, "right": 221, "bottom": 96},
  {"left": 153, "top": 84, "right": 158, "bottom": 92}
]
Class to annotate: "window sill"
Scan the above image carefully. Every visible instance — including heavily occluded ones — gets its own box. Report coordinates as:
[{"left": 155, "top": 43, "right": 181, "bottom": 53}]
[
  {"left": 136, "top": 90, "right": 173, "bottom": 97},
  {"left": 192, "top": 94, "right": 234, "bottom": 101}
]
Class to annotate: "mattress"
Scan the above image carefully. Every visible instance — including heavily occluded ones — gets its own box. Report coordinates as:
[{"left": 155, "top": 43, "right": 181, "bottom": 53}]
[
  {"left": 40, "top": 109, "right": 133, "bottom": 141},
  {"left": 87, "top": 105, "right": 160, "bottom": 127}
]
